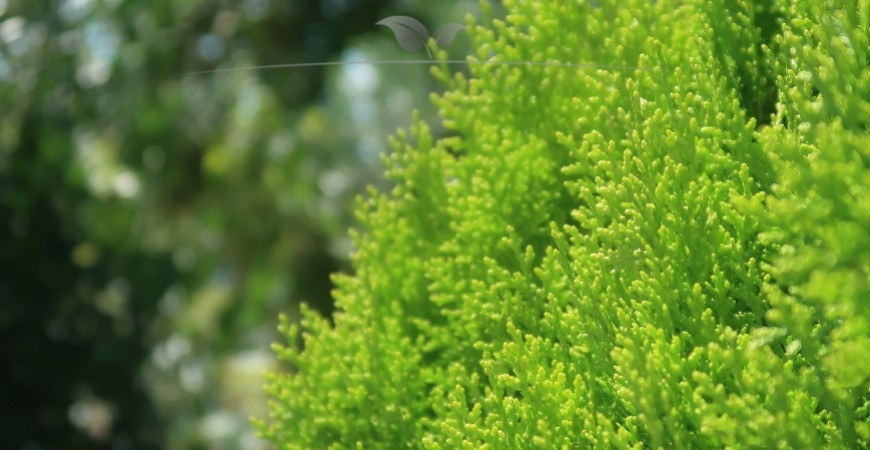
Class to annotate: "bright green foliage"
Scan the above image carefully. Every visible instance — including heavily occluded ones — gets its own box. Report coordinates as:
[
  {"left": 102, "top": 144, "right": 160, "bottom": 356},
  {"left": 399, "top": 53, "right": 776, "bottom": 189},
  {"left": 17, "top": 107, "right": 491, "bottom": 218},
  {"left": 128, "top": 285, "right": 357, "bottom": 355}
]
[{"left": 257, "top": 0, "right": 869, "bottom": 448}]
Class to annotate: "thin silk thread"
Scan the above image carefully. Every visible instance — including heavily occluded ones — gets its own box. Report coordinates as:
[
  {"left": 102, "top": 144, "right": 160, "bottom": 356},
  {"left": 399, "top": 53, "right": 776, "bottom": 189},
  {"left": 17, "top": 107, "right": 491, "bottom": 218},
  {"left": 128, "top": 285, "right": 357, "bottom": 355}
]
[{"left": 185, "top": 59, "right": 654, "bottom": 75}]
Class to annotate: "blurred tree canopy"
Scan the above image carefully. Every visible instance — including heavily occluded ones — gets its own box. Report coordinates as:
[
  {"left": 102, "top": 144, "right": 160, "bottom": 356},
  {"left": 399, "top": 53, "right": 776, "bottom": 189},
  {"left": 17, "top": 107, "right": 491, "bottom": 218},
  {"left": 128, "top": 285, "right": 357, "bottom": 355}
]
[{"left": 0, "top": 0, "right": 478, "bottom": 448}]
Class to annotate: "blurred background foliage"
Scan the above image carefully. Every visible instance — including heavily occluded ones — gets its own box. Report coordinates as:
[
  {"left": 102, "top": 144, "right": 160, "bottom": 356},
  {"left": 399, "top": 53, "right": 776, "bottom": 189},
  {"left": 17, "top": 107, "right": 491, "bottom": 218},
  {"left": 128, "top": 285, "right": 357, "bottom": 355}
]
[{"left": 0, "top": 0, "right": 493, "bottom": 448}]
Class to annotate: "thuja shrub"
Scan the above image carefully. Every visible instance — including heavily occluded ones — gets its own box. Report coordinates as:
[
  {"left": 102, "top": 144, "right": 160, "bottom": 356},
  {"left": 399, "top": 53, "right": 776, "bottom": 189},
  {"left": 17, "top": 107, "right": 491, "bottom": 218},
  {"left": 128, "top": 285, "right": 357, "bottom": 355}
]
[{"left": 256, "top": 0, "right": 869, "bottom": 448}]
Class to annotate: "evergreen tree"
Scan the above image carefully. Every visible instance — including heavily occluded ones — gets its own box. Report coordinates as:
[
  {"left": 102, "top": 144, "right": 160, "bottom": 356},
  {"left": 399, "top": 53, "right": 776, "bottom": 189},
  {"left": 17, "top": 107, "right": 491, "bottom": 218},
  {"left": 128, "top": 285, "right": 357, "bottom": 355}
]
[{"left": 259, "top": 1, "right": 869, "bottom": 447}]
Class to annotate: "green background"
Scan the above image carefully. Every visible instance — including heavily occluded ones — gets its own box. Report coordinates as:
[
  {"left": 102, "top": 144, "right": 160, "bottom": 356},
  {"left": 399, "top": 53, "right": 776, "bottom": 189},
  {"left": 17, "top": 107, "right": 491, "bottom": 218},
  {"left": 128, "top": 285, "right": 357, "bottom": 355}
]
[{"left": 0, "top": 0, "right": 494, "bottom": 448}]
